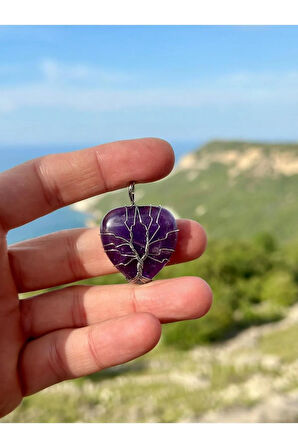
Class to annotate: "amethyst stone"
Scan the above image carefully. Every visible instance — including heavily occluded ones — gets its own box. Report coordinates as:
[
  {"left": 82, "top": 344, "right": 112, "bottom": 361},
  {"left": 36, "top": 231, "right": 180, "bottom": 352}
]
[{"left": 100, "top": 205, "right": 178, "bottom": 284}]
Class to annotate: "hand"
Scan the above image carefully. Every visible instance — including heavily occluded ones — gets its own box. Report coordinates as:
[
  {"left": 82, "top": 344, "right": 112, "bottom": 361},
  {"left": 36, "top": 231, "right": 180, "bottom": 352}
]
[{"left": 0, "top": 138, "right": 212, "bottom": 417}]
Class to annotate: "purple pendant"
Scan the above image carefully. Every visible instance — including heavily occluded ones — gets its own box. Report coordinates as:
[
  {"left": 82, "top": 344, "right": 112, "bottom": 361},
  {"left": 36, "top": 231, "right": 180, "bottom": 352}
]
[{"left": 100, "top": 184, "right": 178, "bottom": 284}]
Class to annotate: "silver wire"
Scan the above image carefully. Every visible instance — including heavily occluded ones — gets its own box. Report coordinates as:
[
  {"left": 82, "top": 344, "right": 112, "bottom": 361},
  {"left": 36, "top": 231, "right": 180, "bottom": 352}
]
[{"left": 128, "top": 182, "right": 135, "bottom": 206}]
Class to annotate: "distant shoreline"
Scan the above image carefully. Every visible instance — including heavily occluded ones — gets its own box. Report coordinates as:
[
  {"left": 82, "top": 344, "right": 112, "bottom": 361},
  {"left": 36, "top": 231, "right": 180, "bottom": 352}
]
[{"left": 71, "top": 197, "right": 101, "bottom": 227}]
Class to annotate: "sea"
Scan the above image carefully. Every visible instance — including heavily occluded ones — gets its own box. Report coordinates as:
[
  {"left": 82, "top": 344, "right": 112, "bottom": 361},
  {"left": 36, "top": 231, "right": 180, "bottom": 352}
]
[{"left": 0, "top": 140, "right": 201, "bottom": 245}]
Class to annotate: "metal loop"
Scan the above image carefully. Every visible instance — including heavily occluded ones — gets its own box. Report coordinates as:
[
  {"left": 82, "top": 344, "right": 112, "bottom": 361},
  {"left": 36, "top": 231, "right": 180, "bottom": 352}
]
[{"left": 128, "top": 182, "right": 135, "bottom": 206}]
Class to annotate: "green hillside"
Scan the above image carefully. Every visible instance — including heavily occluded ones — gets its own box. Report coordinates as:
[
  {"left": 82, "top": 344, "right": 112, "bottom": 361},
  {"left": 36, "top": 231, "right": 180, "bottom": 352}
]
[
  {"left": 78, "top": 140, "right": 298, "bottom": 243},
  {"left": 4, "top": 140, "right": 298, "bottom": 423}
]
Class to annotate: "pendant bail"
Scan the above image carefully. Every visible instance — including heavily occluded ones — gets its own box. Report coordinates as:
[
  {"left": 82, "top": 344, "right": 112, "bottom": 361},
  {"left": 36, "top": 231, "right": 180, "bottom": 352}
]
[{"left": 128, "top": 181, "right": 135, "bottom": 206}]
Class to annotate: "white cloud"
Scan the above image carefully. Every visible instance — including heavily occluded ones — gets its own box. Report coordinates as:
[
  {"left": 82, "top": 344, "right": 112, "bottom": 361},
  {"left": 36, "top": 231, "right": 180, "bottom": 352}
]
[
  {"left": 39, "top": 58, "right": 133, "bottom": 84},
  {"left": 1, "top": 68, "right": 298, "bottom": 114}
]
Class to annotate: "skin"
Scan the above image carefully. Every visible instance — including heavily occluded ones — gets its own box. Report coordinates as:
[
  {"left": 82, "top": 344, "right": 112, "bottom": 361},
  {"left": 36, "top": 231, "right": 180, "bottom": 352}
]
[{"left": 0, "top": 138, "right": 212, "bottom": 417}]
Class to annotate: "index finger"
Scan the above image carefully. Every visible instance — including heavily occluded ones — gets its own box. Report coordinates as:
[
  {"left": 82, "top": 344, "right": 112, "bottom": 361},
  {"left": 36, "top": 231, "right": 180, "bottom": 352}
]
[{"left": 0, "top": 138, "right": 174, "bottom": 231}]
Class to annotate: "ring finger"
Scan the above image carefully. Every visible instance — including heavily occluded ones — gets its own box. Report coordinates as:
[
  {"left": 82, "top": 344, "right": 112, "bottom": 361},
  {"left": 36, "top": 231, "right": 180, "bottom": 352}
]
[
  {"left": 20, "top": 276, "right": 213, "bottom": 339},
  {"left": 9, "top": 219, "right": 207, "bottom": 292}
]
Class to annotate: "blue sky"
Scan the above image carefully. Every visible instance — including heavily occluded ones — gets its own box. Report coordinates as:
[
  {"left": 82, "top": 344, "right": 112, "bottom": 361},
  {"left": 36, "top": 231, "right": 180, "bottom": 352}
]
[{"left": 1, "top": 25, "right": 298, "bottom": 148}]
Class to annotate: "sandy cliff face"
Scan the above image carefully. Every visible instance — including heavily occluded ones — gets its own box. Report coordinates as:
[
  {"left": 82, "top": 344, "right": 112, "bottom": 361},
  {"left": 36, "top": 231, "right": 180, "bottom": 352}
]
[{"left": 178, "top": 144, "right": 298, "bottom": 179}]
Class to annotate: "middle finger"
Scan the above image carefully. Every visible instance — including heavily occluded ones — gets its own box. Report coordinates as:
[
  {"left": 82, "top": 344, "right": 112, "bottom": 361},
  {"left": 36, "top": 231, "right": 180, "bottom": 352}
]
[{"left": 9, "top": 219, "right": 207, "bottom": 292}]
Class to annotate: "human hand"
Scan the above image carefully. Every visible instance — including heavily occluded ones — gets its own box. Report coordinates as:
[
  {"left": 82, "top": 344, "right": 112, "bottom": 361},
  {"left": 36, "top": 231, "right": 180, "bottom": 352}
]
[{"left": 0, "top": 138, "right": 212, "bottom": 417}]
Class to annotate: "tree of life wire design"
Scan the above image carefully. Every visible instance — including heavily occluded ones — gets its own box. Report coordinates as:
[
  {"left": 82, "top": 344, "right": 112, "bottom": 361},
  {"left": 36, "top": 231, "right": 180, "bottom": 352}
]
[{"left": 101, "top": 205, "right": 179, "bottom": 283}]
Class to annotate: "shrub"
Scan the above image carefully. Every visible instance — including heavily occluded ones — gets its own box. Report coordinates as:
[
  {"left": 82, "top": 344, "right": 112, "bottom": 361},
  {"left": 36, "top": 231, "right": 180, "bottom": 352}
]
[{"left": 162, "top": 236, "right": 298, "bottom": 349}]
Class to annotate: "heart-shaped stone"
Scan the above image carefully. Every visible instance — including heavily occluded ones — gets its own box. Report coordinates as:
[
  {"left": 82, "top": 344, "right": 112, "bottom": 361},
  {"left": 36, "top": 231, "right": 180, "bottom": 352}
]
[{"left": 100, "top": 205, "right": 178, "bottom": 284}]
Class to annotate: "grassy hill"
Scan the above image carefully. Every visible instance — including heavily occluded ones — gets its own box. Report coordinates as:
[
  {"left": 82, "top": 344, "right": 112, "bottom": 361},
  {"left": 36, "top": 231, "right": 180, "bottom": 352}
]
[
  {"left": 2, "top": 140, "right": 298, "bottom": 423},
  {"left": 4, "top": 304, "right": 298, "bottom": 423},
  {"left": 75, "top": 140, "right": 298, "bottom": 243}
]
